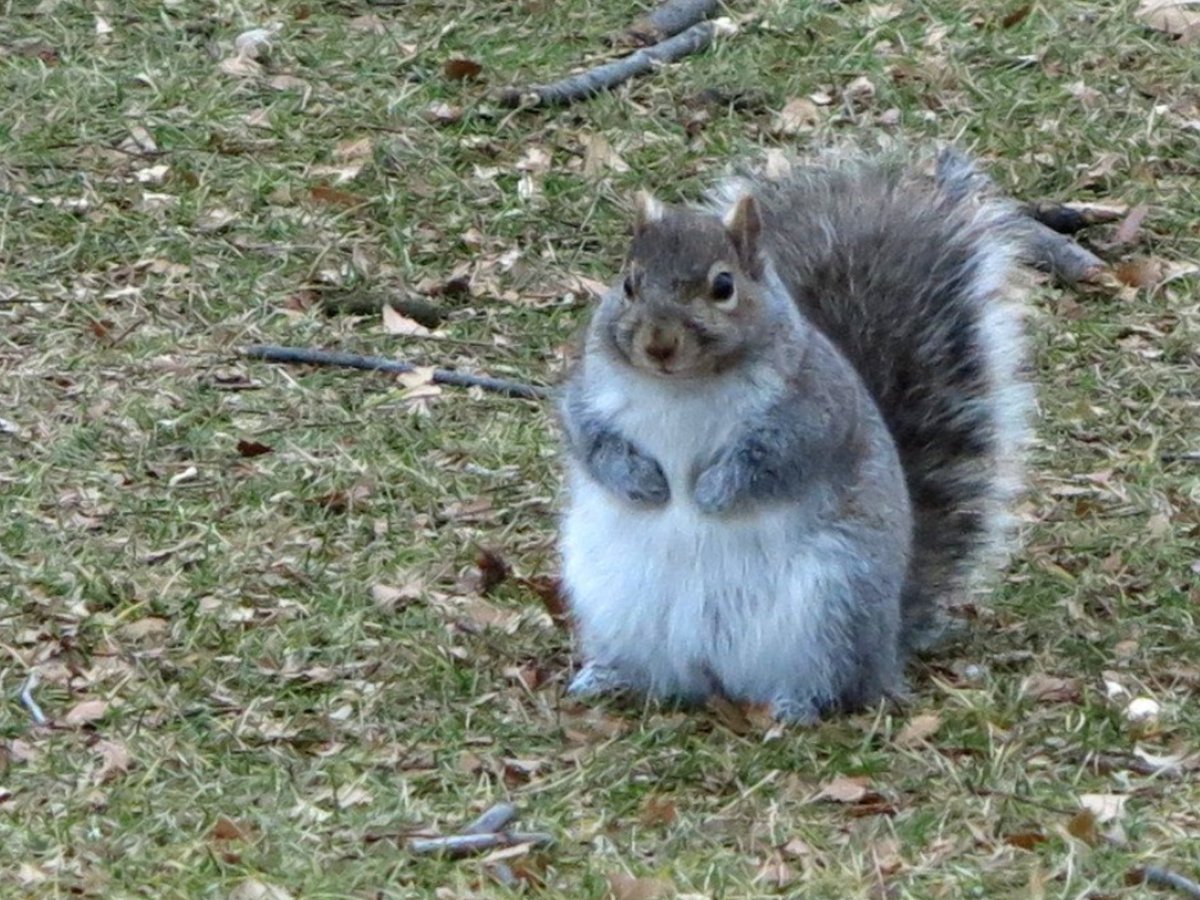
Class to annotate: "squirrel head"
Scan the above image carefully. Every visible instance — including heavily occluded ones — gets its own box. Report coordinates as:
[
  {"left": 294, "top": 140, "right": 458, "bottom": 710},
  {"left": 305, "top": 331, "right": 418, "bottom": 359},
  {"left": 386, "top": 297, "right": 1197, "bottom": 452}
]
[{"left": 602, "top": 191, "right": 769, "bottom": 378}]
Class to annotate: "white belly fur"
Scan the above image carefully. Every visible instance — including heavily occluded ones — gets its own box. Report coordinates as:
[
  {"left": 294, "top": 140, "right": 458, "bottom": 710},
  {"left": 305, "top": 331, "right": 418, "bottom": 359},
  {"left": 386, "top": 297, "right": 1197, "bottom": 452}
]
[{"left": 561, "top": 365, "right": 854, "bottom": 704}]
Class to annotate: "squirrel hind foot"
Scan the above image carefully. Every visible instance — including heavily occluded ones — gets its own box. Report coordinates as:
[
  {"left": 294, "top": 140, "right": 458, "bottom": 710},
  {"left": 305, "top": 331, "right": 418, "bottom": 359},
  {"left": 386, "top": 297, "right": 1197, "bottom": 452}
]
[{"left": 566, "top": 662, "right": 633, "bottom": 699}]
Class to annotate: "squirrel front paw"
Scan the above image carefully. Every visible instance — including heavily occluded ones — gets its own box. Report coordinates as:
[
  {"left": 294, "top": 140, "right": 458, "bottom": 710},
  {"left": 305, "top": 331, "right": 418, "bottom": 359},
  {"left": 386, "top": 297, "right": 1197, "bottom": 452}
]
[
  {"left": 693, "top": 462, "right": 747, "bottom": 515},
  {"left": 620, "top": 452, "right": 670, "bottom": 506}
]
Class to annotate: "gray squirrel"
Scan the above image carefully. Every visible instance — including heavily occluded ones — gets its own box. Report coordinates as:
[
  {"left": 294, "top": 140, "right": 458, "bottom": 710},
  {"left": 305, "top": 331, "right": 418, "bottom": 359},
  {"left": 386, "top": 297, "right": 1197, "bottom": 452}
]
[{"left": 557, "top": 148, "right": 1035, "bottom": 723}]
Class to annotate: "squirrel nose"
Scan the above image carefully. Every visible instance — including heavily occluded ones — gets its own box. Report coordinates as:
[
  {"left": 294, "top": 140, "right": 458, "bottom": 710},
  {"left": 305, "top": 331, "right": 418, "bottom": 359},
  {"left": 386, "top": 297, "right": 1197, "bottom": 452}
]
[{"left": 644, "top": 338, "right": 678, "bottom": 363}]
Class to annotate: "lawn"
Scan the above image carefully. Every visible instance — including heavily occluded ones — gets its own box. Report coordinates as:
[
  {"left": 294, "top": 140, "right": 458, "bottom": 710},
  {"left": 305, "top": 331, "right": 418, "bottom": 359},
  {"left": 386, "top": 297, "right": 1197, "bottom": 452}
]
[{"left": 2, "top": 1, "right": 1198, "bottom": 897}]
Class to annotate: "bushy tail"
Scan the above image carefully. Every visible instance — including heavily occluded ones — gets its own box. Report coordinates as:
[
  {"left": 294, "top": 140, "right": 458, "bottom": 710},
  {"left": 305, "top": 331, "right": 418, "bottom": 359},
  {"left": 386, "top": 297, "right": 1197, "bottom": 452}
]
[{"left": 726, "top": 149, "right": 1035, "bottom": 649}]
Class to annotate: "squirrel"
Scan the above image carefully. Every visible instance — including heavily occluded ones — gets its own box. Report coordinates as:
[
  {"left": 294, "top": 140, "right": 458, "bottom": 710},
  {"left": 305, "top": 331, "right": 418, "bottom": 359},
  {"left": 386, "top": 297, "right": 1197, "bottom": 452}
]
[{"left": 557, "top": 147, "right": 1035, "bottom": 723}]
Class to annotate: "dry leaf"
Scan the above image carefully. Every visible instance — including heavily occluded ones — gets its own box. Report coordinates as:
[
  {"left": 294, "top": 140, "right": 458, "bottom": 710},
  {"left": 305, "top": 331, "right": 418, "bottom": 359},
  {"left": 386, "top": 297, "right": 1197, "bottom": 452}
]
[
  {"left": 120, "top": 617, "right": 170, "bottom": 641},
  {"left": 581, "top": 132, "right": 629, "bottom": 176},
  {"left": 220, "top": 55, "right": 262, "bottom": 77},
  {"left": 211, "top": 817, "right": 249, "bottom": 842},
  {"left": 517, "top": 575, "right": 569, "bottom": 628},
  {"left": 399, "top": 383, "right": 442, "bottom": 417},
  {"left": 1066, "top": 809, "right": 1099, "bottom": 845},
  {"left": 774, "top": 97, "right": 820, "bottom": 135},
  {"left": 473, "top": 548, "right": 510, "bottom": 595},
  {"left": 267, "top": 74, "right": 308, "bottom": 92},
  {"left": 228, "top": 879, "right": 294, "bottom": 900},
  {"left": 754, "top": 856, "right": 796, "bottom": 888},
  {"left": 236, "top": 439, "right": 273, "bottom": 458},
  {"left": 1080, "top": 793, "right": 1128, "bottom": 823},
  {"left": 1005, "top": 831, "right": 1048, "bottom": 850},
  {"left": 639, "top": 797, "right": 678, "bottom": 827},
  {"left": 1112, "top": 203, "right": 1150, "bottom": 245},
  {"left": 516, "top": 146, "right": 553, "bottom": 173},
  {"left": 93, "top": 739, "right": 130, "bottom": 784},
  {"left": 606, "top": 873, "right": 674, "bottom": 900},
  {"left": 1001, "top": 4, "right": 1033, "bottom": 28},
  {"left": 781, "top": 836, "right": 812, "bottom": 859},
  {"left": 334, "top": 137, "right": 373, "bottom": 161},
  {"left": 817, "top": 775, "right": 871, "bottom": 803},
  {"left": 371, "top": 580, "right": 424, "bottom": 611},
  {"left": 64, "top": 699, "right": 108, "bottom": 726},
  {"left": 1137, "top": 0, "right": 1200, "bottom": 41},
  {"left": 309, "top": 184, "right": 362, "bottom": 207},
  {"left": 443, "top": 58, "right": 483, "bottom": 81},
  {"left": 382, "top": 305, "right": 433, "bottom": 336},
  {"left": 895, "top": 712, "right": 941, "bottom": 747},
  {"left": 425, "top": 102, "right": 463, "bottom": 125},
  {"left": 1020, "top": 673, "right": 1082, "bottom": 703},
  {"left": 396, "top": 367, "right": 436, "bottom": 389}
]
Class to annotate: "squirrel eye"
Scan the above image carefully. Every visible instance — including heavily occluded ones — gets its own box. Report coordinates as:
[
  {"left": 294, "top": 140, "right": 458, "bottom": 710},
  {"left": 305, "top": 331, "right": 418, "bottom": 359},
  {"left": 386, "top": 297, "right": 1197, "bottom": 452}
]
[{"left": 710, "top": 271, "right": 736, "bottom": 306}]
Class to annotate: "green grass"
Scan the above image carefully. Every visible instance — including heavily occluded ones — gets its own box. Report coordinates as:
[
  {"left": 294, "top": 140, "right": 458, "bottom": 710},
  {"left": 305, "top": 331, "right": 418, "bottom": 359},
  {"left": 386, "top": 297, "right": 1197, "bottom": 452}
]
[{"left": 2, "top": 1, "right": 1199, "bottom": 897}]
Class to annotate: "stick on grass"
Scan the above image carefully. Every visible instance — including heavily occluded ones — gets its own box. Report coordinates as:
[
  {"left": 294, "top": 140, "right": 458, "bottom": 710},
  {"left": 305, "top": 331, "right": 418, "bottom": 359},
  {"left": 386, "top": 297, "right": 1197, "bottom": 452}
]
[
  {"left": 407, "top": 831, "right": 553, "bottom": 858},
  {"left": 499, "top": 20, "right": 723, "bottom": 108},
  {"left": 616, "top": 0, "right": 721, "bottom": 46},
  {"left": 241, "top": 345, "right": 551, "bottom": 400}
]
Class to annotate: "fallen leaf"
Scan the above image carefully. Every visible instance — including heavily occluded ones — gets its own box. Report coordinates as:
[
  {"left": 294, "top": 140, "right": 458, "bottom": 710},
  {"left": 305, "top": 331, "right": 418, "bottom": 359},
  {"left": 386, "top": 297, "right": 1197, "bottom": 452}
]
[
  {"left": 516, "top": 146, "right": 553, "bottom": 173},
  {"left": 639, "top": 796, "right": 678, "bottom": 827},
  {"left": 396, "top": 366, "right": 436, "bottom": 389},
  {"left": 707, "top": 694, "right": 772, "bottom": 735},
  {"left": 581, "top": 132, "right": 629, "bottom": 176},
  {"left": 399, "top": 383, "right": 442, "bottom": 417},
  {"left": 781, "top": 836, "right": 812, "bottom": 859},
  {"left": 443, "top": 57, "right": 483, "bottom": 81},
  {"left": 606, "top": 873, "right": 674, "bottom": 900},
  {"left": 1136, "top": 0, "right": 1200, "bottom": 42},
  {"left": 334, "top": 136, "right": 373, "bottom": 162},
  {"left": 773, "top": 97, "right": 820, "bottom": 135},
  {"left": 817, "top": 775, "right": 871, "bottom": 804},
  {"left": 93, "top": 739, "right": 130, "bottom": 784},
  {"left": 1005, "top": 831, "right": 1047, "bottom": 850},
  {"left": 64, "top": 699, "right": 108, "bottom": 726},
  {"left": 895, "top": 712, "right": 941, "bottom": 747},
  {"left": 228, "top": 879, "right": 294, "bottom": 900},
  {"left": 1001, "top": 4, "right": 1033, "bottom": 28},
  {"left": 1066, "top": 808, "right": 1099, "bottom": 845},
  {"left": 754, "top": 856, "right": 796, "bottom": 888},
  {"left": 315, "top": 483, "right": 372, "bottom": 514},
  {"left": 382, "top": 304, "right": 433, "bottom": 336},
  {"left": 236, "top": 439, "right": 273, "bottom": 458},
  {"left": 211, "top": 816, "right": 249, "bottom": 842},
  {"left": 1020, "top": 673, "right": 1082, "bottom": 703},
  {"left": 425, "top": 102, "right": 463, "bottom": 125},
  {"left": 267, "top": 74, "right": 308, "bottom": 92},
  {"left": 518, "top": 575, "right": 568, "bottom": 627},
  {"left": 119, "top": 617, "right": 170, "bottom": 641},
  {"left": 1080, "top": 793, "right": 1128, "bottom": 823},
  {"left": 1112, "top": 203, "right": 1150, "bottom": 245},
  {"left": 219, "top": 55, "right": 263, "bottom": 77},
  {"left": 309, "top": 184, "right": 362, "bottom": 207},
  {"left": 473, "top": 548, "right": 510, "bottom": 595}
]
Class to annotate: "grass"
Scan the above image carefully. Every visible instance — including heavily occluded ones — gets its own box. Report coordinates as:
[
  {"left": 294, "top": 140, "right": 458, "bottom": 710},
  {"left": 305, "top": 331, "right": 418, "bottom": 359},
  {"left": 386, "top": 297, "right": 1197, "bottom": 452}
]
[{"left": 2, "top": 1, "right": 1198, "bottom": 897}]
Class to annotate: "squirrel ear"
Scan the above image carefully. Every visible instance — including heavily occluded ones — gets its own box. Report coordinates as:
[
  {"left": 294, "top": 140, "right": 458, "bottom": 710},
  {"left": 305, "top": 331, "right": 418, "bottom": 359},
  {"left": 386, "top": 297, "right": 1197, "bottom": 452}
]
[
  {"left": 722, "top": 194, "right": 763, "bottom": 277},
  {"left": 633, "top": 190, "right": 665, "bottom": 234}
]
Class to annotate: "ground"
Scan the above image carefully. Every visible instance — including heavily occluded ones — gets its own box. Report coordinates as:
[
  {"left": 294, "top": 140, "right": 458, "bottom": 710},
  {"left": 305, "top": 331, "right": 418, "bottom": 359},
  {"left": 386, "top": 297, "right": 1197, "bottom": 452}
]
[{"left": 2, "top": 1, "right": 1199, "bottom": 897}]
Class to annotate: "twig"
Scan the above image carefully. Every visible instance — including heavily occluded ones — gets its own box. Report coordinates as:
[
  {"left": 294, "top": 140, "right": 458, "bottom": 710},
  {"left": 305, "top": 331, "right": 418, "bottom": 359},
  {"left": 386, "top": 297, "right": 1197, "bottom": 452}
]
[
  {"left": 499, "top": 20, "right": 723, "bottom": 108},
  {"left": 464, "top": 802, "right": 519, "bottom": 835},
  {"left": 615, "top": 0, "right": 721, "bottom": 46},
  {"left": 241, "top": 345, "right": 551, "bottom": 400},
  {"left": 407, "top": 831, "right": 553, "bottom": 858},
  {"left": 1021, "top": 201, "right": 1124, "bottom": 235},
  {"left": 1077, "top": 750, "right": 1192, "bottom": 779},
  {"left": 19, "top": 672, "right": 47, "bottom": 726},
  {"left": 1162, "top": 451, "right": 1200, "bottom": 464},
  {"left": 1138, "top": 866, "right": 1200, "bottom": 899}
]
